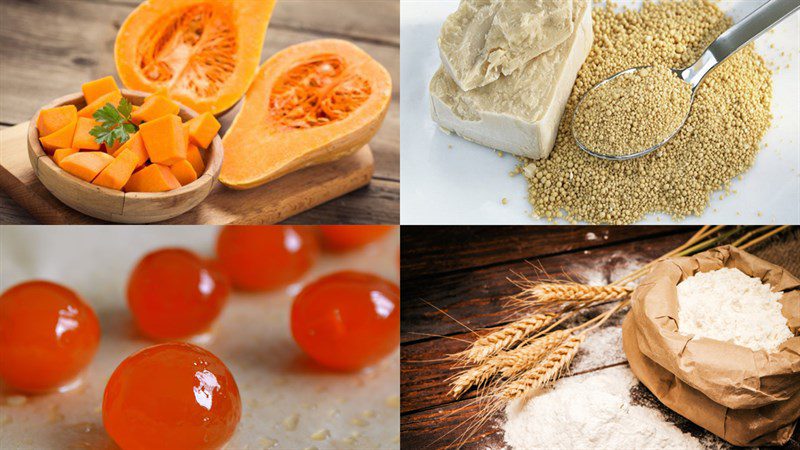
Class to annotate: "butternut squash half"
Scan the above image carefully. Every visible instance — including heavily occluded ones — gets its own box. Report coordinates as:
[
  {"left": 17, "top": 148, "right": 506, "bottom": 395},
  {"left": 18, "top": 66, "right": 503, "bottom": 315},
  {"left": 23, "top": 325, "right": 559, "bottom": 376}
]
[
  {"left": 114, "top": 0, "right": 276, "bottom": 115},
  {"left": 219, "top": 39, "right": 392, "bottom": 190}
]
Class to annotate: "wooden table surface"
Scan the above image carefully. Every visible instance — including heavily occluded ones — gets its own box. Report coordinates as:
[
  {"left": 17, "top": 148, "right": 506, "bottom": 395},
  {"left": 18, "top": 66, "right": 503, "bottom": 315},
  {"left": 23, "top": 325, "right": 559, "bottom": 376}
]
[
  {"left": 400, "top": 226, "right": 800, "bottom": 449},
  {"left": 0, "top": 0, "right": 399, "bottom": 224}
]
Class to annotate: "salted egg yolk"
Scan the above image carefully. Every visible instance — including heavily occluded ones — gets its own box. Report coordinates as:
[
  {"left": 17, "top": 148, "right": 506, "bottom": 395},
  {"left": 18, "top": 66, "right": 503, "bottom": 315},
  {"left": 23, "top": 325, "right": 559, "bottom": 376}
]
[{"left": 291, "top": 271, "right": 400, "bottom": 371}]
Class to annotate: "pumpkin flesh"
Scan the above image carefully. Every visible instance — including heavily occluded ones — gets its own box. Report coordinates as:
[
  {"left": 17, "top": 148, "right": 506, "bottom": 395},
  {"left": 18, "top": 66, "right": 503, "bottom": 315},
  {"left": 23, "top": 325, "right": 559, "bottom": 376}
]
[
  {"left": 114, "top": 0, "right": 276, "bottom": 115},
  {"left": 220, "top": 39, "right": 392, "bottom": 190}
]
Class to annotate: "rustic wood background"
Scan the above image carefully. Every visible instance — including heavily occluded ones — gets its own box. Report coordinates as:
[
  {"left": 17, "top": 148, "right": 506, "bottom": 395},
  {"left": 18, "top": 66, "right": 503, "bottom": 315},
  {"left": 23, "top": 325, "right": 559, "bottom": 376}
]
[
  {"left": 0, "top": 0, "right": 399, "bottom": 224},
  {"left": 401, "top": 226, "right": 800, "bottom": 449}
]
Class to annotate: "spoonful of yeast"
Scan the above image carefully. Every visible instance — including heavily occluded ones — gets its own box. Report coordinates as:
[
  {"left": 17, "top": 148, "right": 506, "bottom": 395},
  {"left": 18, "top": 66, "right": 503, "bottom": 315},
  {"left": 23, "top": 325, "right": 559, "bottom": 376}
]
[{"left": 571, "top": 0, "right": 800, "bottom": 161}]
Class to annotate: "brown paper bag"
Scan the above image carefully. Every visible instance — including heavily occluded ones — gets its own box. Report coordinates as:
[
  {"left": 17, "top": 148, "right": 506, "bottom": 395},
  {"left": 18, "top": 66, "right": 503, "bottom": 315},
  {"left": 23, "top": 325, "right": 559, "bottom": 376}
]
[
  {"left": 623, "top": 315, "right": 800, "bottom": 446},
  {"left": 622, "top": 245, "right": 800, "bottom": 446}
]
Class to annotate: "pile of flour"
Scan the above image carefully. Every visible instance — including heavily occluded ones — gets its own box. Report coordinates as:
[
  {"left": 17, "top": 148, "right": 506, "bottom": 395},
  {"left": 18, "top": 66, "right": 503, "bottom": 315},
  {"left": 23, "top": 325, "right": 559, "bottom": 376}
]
[
  {"left": 677, "top": 268, "right": 792, "bottom": 352},
  {"left": 503, "top": 365, "right": 704, "bottom": 450}
]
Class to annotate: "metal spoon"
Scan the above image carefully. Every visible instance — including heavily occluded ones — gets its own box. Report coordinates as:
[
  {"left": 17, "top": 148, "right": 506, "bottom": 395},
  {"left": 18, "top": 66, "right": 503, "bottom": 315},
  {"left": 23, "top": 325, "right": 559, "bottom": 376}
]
[{"left": 572, "top": 0, "right": 800, "bottom": 161}]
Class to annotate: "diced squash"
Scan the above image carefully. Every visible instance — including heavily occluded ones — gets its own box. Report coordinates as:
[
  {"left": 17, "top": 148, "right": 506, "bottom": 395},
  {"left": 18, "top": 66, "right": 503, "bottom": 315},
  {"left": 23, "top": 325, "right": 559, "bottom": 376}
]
[
  {"left": 131, "top": 104, "right": 140, "bottom": 119},
  {"left": 72, "top": 118, "right": 102, "bottom": 150},
  {"left": 184, "top": 112, "right": 221, "bottom": 148},
  {"left": 139, "top": 115, "right": 186, "bottom": 165},
  {"left": 169, "top": 159, "right": 198, "bottom": 186},
  {"left": 132, "top": 163, "right": 148, "bottom": 175},
  {"left": 39, "top": 119, "right": 78, "bottom": 152},
  {"left": 93, "top": 149, "right": 139, "bottom": 190},
  {"left": 79, "top": 90, "right": 123, "bottom": 118},
  {"left": 130, "top": 94, "right": 180, "bottom": 123},
  {"left": 181, "top": 122, "right": 190, "bottom": 152},
  {"left": 124, "top": 164, "right": 181, "bottom": 192},
  {"left": 82, "top": 76, "right": 119, "bottom": 105},
  {"left": 129, "top": 104, "right": 142, "bottom": 125},
  {"left": 59, "top": 152, "right": 114, "bottom": 182},
  {"left": 113, "top": 133, "right": 148, "bottom": 168},
  {"left": 53, "top": 148, "right": 79, "bottom": 166},
  {"left": 37, "top": 105, "right": 78, "bottom": 136},
  {"left": 185, "top": 144, "right": 205, "bottom": 175}
]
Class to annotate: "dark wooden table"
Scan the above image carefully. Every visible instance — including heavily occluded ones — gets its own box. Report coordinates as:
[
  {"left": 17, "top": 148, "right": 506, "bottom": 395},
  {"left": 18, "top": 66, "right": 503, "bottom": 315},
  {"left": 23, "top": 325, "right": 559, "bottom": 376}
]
[
  {"left": 401, "top": 226, "right": 800, "bottom": 449},
  {"left": 0, "top": 0, "right": 399, "bottom": 224}
]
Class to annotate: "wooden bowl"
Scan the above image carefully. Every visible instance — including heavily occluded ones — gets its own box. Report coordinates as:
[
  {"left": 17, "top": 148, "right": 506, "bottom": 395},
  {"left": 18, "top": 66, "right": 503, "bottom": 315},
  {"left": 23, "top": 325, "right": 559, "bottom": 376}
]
[{"left": 27, "top": 90, "right": 223, "bottom": 224}]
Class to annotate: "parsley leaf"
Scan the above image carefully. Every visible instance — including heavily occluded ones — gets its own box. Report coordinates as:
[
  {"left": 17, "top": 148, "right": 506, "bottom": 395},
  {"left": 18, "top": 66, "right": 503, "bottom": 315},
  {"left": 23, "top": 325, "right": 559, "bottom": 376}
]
[
  {"left": 117, "top": 97, "right": 133, "bottom": 119},
  {"left": 90, "top": 98, "right": 138, "bottom": 148}
]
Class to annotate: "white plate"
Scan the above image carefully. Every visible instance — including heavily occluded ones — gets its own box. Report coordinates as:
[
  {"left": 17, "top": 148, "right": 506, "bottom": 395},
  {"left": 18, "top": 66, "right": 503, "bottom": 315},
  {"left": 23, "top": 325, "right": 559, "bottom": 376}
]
[
  {"left": 400, "top": 0, "right": 800, "bottom": 225},
  {"left": 0, "top": 226, "right": 400, "bottom": 449}
]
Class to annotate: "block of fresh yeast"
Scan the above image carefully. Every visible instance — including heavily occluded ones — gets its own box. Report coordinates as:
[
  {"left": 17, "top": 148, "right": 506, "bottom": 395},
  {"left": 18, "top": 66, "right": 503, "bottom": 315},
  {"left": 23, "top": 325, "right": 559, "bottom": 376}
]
[{"left": 430, "top": 0, "right": 593, "bottom": 160}]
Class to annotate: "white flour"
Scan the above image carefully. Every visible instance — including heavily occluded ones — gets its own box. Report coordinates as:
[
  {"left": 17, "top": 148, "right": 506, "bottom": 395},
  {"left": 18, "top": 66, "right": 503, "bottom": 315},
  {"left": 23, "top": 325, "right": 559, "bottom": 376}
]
[
  {"left": 571, "top": 325, "right": 625, "bottom": 372},
  {"left": 570, "top": 250, "right": 651, "bottom": 288},
  {"left": 677, "top": 268, "right": 792, "bottom": 352},
  {"left": 502, "top": 366, "right": 704, "bottom": 450}
]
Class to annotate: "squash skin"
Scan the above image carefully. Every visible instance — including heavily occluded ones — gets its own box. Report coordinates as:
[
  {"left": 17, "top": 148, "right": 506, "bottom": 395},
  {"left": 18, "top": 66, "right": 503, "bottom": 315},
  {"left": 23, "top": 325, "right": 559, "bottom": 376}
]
[
  {"left": 219, "top": 39, "right": 392, "bottom": 190},
  {"left": 114, "top": 0, "right": 276, "bottom": 116}
]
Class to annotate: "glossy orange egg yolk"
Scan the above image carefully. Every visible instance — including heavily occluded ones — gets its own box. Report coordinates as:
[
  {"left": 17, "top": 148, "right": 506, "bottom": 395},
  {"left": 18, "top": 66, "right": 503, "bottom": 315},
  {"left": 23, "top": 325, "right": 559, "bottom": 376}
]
[
  {"left": 128, "top": 248, "right": 230, "bottom": 340},
  {"left": 216, "top": 225, "right": 319, "bottom": 291},
  {"left": 319, "top": 225, "right": 394, "bottom": 252},
  {"left": 103, "top": 343, "right": 241, "bottom": 450},
  {"left": 291, "top": 271, "right": 400, "bottom": 371},
  {"left": 0, "top": 280, "right": 100, "bottom": 393}
]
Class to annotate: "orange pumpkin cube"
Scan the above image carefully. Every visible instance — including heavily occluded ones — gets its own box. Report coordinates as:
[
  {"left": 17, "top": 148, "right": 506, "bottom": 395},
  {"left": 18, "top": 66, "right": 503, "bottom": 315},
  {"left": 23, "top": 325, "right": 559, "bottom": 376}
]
[
  {"left": 113, "top": 133, "right": 148, "bottom": 168},
  {"left": 185, "top": 144, "right": 206, "bottom": 175},
  {"left": 37, "top": 105, "right": 78, "bottom": 136},
  {"left": 169, "top": 160, "right": 198, "bottom": 186},
  {"left": 139, "top": 115, "right": 186, "bottom": 165},
  {"left": 72, "top": 118, "right": 102, "bottom": 150},
  {"left": 131, "top": 95, "right": 180, "bottom": 124},
  {"left": 93, "top": 149, "right": 139, "bottom": 190},
  {"left": 59, "top": 152, "right": 114, "bottom": 182},
  {"left": 124, "top": 164, "right": 181, "bottom": 192},
  {"left": 53, "top": 148, "right": 79, "bottom": 166},
  {"left": 39, "top": 119, "right": 78, "bottom": 152},
  {"left": 184, "top": 112, "right": 221, "bottom": 148},
  {"left": 78, "top": 90, "right": 123, "bottom": 119},
  {"left": 82, "top": 76, "right": 119, "bottom": 105},
  {"left": 182, "top": 121, "right": 190, "bottom": 150}
]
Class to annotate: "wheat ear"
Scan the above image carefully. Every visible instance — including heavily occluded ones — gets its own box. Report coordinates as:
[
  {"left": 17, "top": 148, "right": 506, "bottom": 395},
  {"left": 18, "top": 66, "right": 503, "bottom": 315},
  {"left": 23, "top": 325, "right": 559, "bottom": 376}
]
[
  {"left": 449, "top": 363, "right": 497, "bottom": 398},
  {"left": 449, "top": 328, "right": 571, "bottom": 398},
  {"left": 495, "top": 329, "right": 572, "bottom": 378},
  {"left": 522, "top": 283, "right": 630, "bottom": 304},
  {"left": 455, "top": 314, "right": 554, "bottom": 364},
  {"left": 500, "top": 333, "right": 585, "bottom": 400}
]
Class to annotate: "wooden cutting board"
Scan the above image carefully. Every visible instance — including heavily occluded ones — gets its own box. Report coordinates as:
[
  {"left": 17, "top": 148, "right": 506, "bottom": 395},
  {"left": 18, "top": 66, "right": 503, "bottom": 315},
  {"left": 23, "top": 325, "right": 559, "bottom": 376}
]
[{"left": 0, "top": 122, "right": 374, "bottom": 224}]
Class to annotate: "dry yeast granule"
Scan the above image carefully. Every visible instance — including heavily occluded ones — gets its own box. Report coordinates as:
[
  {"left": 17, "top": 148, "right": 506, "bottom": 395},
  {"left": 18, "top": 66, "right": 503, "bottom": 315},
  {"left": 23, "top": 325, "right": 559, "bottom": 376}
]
[
  {"left": 523, "top": 0, "right": 773, "bottom": 224},
  {"left": 572, "top": 66, "right": 693, "bottom": 156}
]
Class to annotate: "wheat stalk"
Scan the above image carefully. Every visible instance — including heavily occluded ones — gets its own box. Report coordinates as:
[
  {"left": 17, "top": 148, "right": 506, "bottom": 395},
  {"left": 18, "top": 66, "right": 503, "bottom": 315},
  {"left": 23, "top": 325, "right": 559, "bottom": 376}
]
[
  {"left": 495, "top": 329, "right": 572, "bottom": 378},
  {"left": 449, "top": 328, "right": 572, "bottom": 398},
  {"left": 532, "top": 283, "right": 630, "bottom": 302},
  {"left": 500, "top": 333, "right": 585, "bottom": 400},
  {"left": 449, "top": 362, "right": 498, "bottom": 398},
  {"left": 511, "top": 283, "right": 631, "bottom": 309},
  {"left": 455, "top": 314, "right": 554, "bottom": 364}
]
